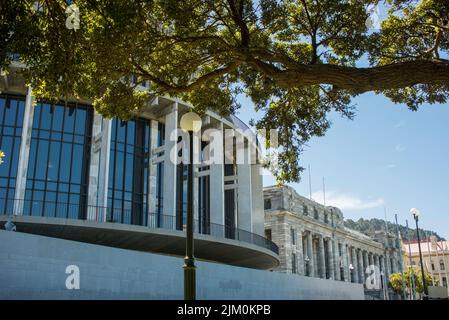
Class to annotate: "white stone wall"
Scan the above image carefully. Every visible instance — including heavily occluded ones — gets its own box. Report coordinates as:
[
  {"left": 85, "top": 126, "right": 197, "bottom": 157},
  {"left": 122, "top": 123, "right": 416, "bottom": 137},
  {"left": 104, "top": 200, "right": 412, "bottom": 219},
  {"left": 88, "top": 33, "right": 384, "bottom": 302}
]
[{"left": 0, "top": 231, "right": 364, "bottom": 300}]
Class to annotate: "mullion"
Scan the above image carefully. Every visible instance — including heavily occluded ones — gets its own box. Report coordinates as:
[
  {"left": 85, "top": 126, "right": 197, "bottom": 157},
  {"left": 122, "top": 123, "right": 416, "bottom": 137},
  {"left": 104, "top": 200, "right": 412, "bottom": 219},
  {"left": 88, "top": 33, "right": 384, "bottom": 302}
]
[
  {"left": 111, "top": 119, "right": 118, "bottom": 222},
  {"left": 6, "top": 98, "right": 21, "bottom": 202},
  {"left": 30, "top": 102, "right": 43, "bottom": 216},
  {"left": 0, "top": 95, "right": 9, "bottom": 151},
  {"left": 67, "top": 104, "right": 77, "bottom": 218},
  {"left": 54, "top": 104, "right": 67, "bottom": 218},
  {"left": 0, "top": 96, "right": 10, "bottom": 212},
  {"left": 121, "top": 121, "right": 128, "bottom": 224},
  {"left": 79, "top": 104, "right": 92, "bottom": 219},
  {"left": 42, "top": 103, "right": 55, "bottom": 217},
  {"left": 0, "top": 96, "right": 6, "bottom": 213}
]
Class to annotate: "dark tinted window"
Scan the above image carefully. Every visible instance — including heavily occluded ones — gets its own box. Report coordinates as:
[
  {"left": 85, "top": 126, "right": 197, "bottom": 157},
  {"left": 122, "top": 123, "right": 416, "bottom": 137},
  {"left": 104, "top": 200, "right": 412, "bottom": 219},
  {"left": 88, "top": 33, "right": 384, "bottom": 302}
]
[
  {"left": 24, "top": 102, "right": 92, "bottom": 219},
  {"left": 0, "top": 95, "right": 24, "bottom": 213},
  {"left": 108, "top": 117, "right": 150, "bottom": 225}
]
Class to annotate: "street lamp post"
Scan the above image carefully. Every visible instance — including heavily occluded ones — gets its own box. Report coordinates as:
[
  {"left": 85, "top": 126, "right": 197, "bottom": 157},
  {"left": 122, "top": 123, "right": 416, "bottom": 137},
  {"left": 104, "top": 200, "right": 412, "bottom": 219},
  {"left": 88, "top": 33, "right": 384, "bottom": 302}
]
[
  {"left": 410, "top": 208, "right": 428, "bottom": 300},
  {"left": 305, "top": 256, "right": 310, "bottom": 276},
  {"left": 349, "top": 263, "right": 354, "bottom": 282},
  {"left": 180, "top": 112, "right": 202, "bottom": 300}
]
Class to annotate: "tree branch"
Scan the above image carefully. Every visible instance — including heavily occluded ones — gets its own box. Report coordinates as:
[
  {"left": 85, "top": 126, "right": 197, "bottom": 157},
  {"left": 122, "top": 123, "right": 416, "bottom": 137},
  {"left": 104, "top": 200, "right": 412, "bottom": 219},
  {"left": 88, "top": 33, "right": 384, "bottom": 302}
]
[
  {"left": 248, "top": 59, "right": 449, "bottom": 94},
  {"left": 134, "top": 61, "right": 241, "bottom": 93}
]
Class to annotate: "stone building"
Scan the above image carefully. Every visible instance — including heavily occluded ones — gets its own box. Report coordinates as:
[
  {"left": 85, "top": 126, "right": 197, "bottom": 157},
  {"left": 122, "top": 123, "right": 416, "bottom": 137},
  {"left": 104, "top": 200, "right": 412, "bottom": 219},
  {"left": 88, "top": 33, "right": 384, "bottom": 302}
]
[
  {"left": 264, "top": 185, "right": 401, "bottom": 288},
  {"left": 403, "top": 237, "right": 449, "bottom": 288}
]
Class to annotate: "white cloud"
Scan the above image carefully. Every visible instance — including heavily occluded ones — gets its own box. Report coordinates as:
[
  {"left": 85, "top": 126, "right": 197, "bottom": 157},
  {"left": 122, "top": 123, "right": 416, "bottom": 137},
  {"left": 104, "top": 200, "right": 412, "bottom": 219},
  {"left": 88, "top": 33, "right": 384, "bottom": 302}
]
[
  {"left": 394, "top": 120, "right": 406, "bottom": 129},
  {"left": 395, "top": 144, "right": 405, "bottom": 152},
  {"left": 312, "top": 190, "right": 385, "bottom": 211}
]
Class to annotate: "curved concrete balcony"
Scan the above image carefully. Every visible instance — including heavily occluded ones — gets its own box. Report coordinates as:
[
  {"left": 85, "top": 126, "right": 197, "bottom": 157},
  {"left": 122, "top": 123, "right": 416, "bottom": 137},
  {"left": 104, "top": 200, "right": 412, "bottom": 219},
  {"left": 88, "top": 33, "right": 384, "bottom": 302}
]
[{"left": 0, "top": 199, "right": 279, "bottom": 270}]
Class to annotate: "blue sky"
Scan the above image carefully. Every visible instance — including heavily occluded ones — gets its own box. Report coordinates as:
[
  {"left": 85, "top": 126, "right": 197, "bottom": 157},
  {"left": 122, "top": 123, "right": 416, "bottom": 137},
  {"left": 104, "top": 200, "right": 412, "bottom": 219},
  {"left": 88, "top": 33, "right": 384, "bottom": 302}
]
[{"left": 236, "top": 92, "right": 449, "bottom": 239}]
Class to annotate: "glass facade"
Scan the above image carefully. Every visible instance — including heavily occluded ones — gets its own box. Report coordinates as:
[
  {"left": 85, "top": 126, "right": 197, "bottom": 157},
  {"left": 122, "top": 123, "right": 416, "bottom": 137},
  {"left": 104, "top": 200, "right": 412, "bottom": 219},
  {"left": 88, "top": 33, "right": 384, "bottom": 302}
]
[
  {"left": 108, "top": 118, "right": 150, "bottom": 225},
  {"left": 0, "top": 90, "right": 278, "bottom": 254},
  {"left": 107, "top": 118, "right": 150, "bottom": 225},
  {"left": 0, "top": 93, "right": 254, "bottom": 239},
  {"left": 0, "top": 95, "right": 24, "bottom": 214},
  {"left": 224, "top": 189, "right": 236, "bottom": 239},
  {"left": 24, "top": 101, "right": 93, "bottom": 219}
]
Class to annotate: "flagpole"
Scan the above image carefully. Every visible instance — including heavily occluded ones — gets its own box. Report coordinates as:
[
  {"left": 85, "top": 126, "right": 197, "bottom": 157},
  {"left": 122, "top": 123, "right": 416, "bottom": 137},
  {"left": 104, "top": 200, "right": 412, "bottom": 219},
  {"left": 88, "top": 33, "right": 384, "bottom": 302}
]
[
  {"left": 405, "top": 219, "right": 416, "bottom": 300},
  {"left": 322, "top": 177, "right": 326, "bottom": 206},
  {"left": 308, "top": 164, "right": 312, "bottom": 201}
]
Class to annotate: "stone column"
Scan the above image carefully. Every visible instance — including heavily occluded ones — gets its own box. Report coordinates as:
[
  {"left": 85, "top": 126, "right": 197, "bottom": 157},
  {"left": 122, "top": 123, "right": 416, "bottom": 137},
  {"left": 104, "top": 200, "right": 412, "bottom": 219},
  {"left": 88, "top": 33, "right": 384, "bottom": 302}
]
[
  {"left": 307, "top": 231, "right": 315, "bottom": 277},
  {"left": 374, "top": 254, "right": 380, "bottom": 270},
  {"left": 357, "top": 249, "right": 364, "bottom": 285},
  {"left": 98, "top": 119, "right": 112, "bottom": 222},
  {"left": 363, "top": 251, "right": 369, "bottom": 280},
  {"left": 250, "top": 163, "right": 264, "bottom": 236},
  {"left": 369, "top": 252, "right": 374, "bottom": 267},
  {"left": 342, "top": 243, "right": 349, "bottom": 282},
  {"left": 148, "top": 119, "right": 159, "bottom": 226},
  {"left": 162, "top": 105, "right": 178, "bottom": 226},
  {"left": 313, "top": 238, "right": 319, "bottom": 277},
  {"left": 392, "top": 253, "right": 398, "bottom": 273},
  {"left": 87, "top": 111, "right": 107, "bottom": 220},
  {"left": 318, "top": 236, "right": 326, "bottom": 279},
  {"left": 380, "top": 256, "right": 386, "bottom": 279},
  {"left": 385, "top": 252, "right": 392, "bottom": 277},
  {"left": 209, "top": 122, "right": 225, "bottom": 232},
  {"left": 302, "top": 233, "right": 308, "bottom": 275},
  {"left": 296, "top": 228, "right": 305, "bottom": 275},
  {"left": 237, "top": 134, "right": 252, "bottom": 232},
  {"left": 326, "top": 238, "right": 335, "bottom": 280},
  {"left": 333, "top": 239, "right": 340, "bottom": 281},
  {"left": 87, "top": 113, "right": 112, "bottom": 222},
  {"left": 13, "top": 87, "right": 35, "bottom": 215},
  {"left": 351, "top": 247, "right": 359, "bottom": 283}
]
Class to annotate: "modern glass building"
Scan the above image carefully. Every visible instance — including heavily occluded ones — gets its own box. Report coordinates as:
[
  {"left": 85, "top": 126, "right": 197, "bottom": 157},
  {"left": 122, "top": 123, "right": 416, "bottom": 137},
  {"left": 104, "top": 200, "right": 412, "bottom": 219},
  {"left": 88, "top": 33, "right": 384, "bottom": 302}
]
[{"left": 0, "top": 65, "right": 279, "bottom": 270}]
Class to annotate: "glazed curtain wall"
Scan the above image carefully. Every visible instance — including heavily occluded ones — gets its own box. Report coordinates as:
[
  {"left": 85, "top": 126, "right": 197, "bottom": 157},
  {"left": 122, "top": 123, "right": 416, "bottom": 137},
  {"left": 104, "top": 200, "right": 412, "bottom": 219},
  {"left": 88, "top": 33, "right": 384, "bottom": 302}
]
[
  {"left": 0, "top": 95, "right": 24, "bottom": 214},
  {"left": 107, "top": 118, "right": 150, "bottom": 225},
  {"left": 24, "top": 101, "right": 93, "bottom": 219}
]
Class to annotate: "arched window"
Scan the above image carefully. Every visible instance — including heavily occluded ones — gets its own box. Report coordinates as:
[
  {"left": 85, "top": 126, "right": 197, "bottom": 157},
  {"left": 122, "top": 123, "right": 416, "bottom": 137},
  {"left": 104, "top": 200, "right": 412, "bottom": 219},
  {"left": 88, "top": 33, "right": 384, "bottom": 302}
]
[
  {"left": 303, "top": 204, "right": 308, "bottom": 216},
  {"left": 440, "top": 260, "right": 445, "bottom": 271}
]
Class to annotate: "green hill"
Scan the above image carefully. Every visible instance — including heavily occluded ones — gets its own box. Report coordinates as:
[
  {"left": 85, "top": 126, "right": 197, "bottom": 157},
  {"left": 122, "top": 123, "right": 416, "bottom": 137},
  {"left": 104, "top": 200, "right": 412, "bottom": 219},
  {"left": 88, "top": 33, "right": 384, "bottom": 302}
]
[{"left": 344, "top": 218, "right": 444, "bottom": 241}]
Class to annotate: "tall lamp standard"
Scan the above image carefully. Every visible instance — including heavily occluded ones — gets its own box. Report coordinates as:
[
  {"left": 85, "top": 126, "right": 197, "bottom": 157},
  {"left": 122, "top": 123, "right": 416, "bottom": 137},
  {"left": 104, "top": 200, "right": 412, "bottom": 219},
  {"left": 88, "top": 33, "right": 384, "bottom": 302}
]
[
  {"left": 410, "top": 208, "right": 428, "bottom": 300},
  {"left": 180, "top": 112, "right": 202, "bottom": 300}
]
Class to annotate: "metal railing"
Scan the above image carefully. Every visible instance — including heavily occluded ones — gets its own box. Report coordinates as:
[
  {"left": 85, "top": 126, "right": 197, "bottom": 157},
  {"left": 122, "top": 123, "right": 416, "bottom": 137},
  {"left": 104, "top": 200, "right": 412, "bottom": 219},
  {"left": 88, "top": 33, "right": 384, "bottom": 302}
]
[{"left": 0, "top": 198, "right": 279, "bottom": 254}]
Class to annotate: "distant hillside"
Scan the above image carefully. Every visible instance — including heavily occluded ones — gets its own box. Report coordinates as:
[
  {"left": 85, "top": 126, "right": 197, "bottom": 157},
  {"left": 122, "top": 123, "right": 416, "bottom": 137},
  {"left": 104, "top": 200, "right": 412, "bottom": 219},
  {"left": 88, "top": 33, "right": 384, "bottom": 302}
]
[{"left": 344, "top": 218, "right": 444, "bottom": 241}]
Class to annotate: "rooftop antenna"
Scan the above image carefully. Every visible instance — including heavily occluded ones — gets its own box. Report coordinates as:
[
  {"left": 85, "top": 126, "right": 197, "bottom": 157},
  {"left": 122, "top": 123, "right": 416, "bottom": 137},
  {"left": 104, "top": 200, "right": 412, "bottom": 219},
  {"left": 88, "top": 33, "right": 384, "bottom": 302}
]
[{"left": 308, "top": 164, "right": 312, "bottom": 201}]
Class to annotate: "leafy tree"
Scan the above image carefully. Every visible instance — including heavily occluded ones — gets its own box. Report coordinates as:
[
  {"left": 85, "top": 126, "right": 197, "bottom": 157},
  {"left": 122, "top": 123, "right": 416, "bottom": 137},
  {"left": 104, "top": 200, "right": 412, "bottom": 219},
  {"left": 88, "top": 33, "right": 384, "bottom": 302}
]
[
  {"left": 389, "top": 267, "right": 435, "bottom": 296},
  {"left": 1, "top": 0, "right": 448, "bottom": 182}
]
